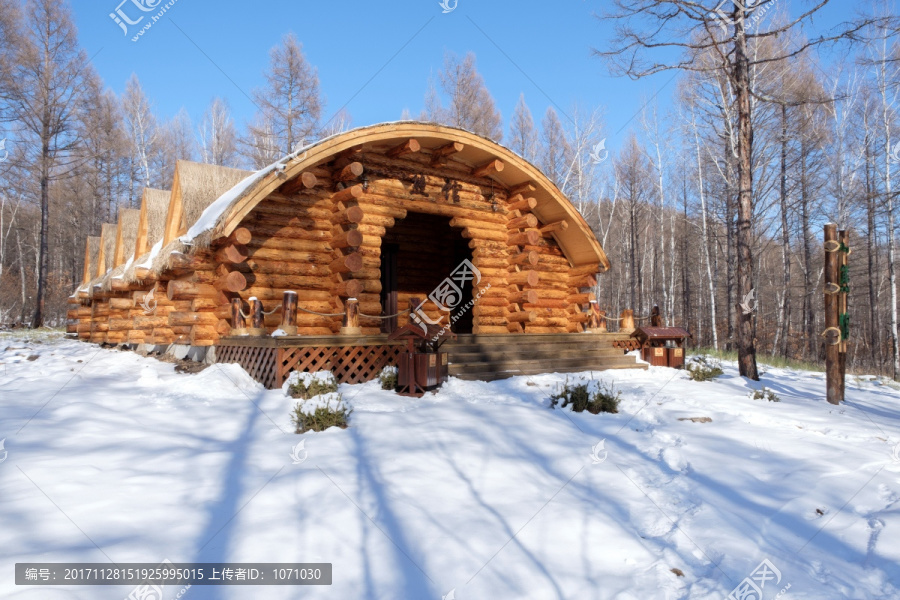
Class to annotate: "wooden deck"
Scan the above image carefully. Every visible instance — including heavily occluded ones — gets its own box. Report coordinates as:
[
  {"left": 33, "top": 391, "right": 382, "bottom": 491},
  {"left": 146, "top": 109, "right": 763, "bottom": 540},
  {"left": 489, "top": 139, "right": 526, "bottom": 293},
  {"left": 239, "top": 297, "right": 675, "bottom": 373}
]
[{"left": 216, "top": 332, "right": 647, "bottom": 388}]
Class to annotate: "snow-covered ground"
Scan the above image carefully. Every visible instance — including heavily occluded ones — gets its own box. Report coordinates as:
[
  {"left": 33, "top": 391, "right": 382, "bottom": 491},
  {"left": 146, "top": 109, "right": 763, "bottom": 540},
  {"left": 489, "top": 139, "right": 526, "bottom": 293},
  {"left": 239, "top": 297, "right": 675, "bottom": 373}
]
[{"left": 1, "top": 333, "right": 899, "bottom": 600}]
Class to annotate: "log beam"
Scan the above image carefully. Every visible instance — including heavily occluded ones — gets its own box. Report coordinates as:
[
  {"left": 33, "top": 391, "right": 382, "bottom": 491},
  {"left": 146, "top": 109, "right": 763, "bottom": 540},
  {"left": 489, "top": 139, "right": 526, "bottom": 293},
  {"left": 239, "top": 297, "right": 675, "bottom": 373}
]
[
  {"left": 230, "top": 227, "right": 252, "bottom": 245},
  {"left": 213, "top": 270, "right": 248, "bottom": 293},
  {"left": 473, "top": 159, "right": 504, "bottom": 178},
  {"left": 387, "top": 139, "right": 421, "bottom": 159},
  {"left": 430, "top": 142, "right": 464, "bottom": 166},
  {"left": 330, "top": 252, "right": 364, "bottom": 274},
  {"left": 540, "top": 221, "right": 569, "bottom": 236},
  {"left": 337, "top": 162, "right": 364, "bottom": 182},
  {"left": 508, "top": 271, "right": 540, "bottom": 287},
  {"left": 332, "top": 229, "right": 364, "bottom": 249},
  {"left": 301, "top": 171, "right": 318, "bottom": 189},
  {"left": 508, "top": 230, "right": 542, "bottom": 247},
  {"left": 333, "top": 184, "right": 364, "bottom": 203},
  {"left": 508, "top": 214, "right": 539, "bottom": 230},
  {"left": 335, "top": 279, "right": 364, "bottom": 298},
  {"left": 508, "top": 195, "right": 537, "bottom": 212},
  {"left": 509, "top": 182, "right": 537, "bottom": 197},
  {"left": 215, "top": 244, "right": 249, "bottom": 264}
]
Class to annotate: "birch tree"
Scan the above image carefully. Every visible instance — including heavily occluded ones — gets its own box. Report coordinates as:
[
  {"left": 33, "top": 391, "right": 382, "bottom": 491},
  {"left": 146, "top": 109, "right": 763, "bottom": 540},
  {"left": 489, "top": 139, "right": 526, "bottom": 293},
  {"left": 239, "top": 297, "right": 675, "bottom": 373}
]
[{"left": 198, "top": 97, "right": 238, "bottom": 167}]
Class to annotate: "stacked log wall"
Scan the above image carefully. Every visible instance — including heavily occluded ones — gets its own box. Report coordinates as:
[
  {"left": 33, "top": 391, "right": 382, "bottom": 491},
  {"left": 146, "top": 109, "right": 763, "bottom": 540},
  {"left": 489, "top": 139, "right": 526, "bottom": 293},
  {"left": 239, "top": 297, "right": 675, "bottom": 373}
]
[{"left": 71, "top": 136, "right": 604, "bottom": 346}]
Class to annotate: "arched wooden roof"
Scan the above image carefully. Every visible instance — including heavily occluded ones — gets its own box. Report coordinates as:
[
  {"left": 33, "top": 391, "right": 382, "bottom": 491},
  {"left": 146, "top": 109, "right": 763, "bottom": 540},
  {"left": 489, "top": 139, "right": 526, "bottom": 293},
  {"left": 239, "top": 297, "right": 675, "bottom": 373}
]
[{"left": 209, "top": 122, "right": 609, "bottom": 269}]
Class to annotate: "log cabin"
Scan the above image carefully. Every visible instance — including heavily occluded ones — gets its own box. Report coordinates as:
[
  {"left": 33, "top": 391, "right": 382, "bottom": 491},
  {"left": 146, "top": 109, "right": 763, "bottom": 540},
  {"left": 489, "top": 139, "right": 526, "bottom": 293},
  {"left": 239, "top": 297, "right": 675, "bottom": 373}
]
[{"left": 68, "top": 122, "right": 646, "bottom": 386}]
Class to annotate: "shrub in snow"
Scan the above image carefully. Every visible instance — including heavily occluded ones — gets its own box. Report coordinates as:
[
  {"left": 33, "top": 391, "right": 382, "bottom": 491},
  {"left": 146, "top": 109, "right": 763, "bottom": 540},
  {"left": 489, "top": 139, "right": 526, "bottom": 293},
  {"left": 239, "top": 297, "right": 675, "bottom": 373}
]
[
  {"left": 550, "top": 376, "right": 620, "bottom": 414},
  {"left": 284, "top": 371, "right": 350, "bottom": 433},
  {"left": 686, "top": 356, "right": 724, "bottom": 382},
  {"left": 291, "top": 392, "right": 351, "bottom": 434},
  {"left": 285, "top": 371, "right": 339, "bottom": 400},
  {"left": 378, "top": 366, "right": 398, "bottom": 391},
  {"left": 750, "top": 387, "right": 780, "bottom": 402}
]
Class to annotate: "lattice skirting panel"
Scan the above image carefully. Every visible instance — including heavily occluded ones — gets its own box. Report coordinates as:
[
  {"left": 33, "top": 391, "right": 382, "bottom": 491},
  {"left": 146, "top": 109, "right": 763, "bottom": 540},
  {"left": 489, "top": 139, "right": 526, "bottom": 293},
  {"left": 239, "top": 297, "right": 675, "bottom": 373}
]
[
  {"left": 216, "top": 345, "right": 279, "bottom": 389},
  {"left": 612, "top": 339, "right": 642, "bottom": 351},
  {"left": 217, "top": 344, "right": 404, "bottom": 389}
]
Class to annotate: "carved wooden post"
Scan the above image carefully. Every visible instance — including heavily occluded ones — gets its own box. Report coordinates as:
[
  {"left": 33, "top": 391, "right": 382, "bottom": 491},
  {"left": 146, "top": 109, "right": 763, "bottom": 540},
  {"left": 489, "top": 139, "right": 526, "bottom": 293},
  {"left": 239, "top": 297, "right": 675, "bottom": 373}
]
[
  {"left": 620, "top": 309, "right": 635, "bottom": 333},
  {"left": 838, "top": 229, "right": 850, "bottom": 399},
  {"left": 824, "top": 224, "right": 843, "bottom": 405},
  {"left": 230, "top": 297, "right": 247, "bottom": 336},
  {"left": 249, "top": 297, "right": 265, "bottom": 335},
  {"left": 341, "top": 297, "right": 361, "bottom": 335},
  {"left": 281, "top": 291, "right": 298, "bottom": 335},
  {"left": 650, "top": 305, "right": 662, "bottom": 327}
]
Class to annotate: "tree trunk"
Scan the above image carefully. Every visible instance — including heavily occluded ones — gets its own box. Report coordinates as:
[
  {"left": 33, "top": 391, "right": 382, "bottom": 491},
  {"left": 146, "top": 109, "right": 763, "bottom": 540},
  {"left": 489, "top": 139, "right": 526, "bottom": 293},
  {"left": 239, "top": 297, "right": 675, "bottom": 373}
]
[
  {"left": 693, "top": 110, "right": 718, "bottom": 350},
  {"left": 32, "top": 126, "right": 51, "bottom": 328},
  {"left": 779, "top": 104, "right": 792, "bottom": 358},
  {"left": 733, "top": 18, "right": 759, "bottom": 380},
  {"left": 801, "top": 146, "right": 815, "bottom": 359},
  {"left": 725, "top": 143, "right": 736, "bottom": 351},
  {"left": 864, "top": 130, "right": 879, "bottom": 369}
]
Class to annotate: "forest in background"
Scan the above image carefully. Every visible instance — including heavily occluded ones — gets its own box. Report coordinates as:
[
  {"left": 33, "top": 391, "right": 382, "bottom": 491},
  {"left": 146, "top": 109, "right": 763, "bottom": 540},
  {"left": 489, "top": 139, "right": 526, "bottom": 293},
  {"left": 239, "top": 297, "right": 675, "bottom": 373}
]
[{"left": 2, "top": 0, "right": 900, "bottom": 376}]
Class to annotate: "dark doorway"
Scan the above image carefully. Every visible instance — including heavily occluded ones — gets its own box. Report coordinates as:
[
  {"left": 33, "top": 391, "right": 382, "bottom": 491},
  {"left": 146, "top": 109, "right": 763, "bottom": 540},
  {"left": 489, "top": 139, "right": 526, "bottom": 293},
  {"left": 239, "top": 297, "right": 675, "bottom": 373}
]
[
  {"left": 380, "top": 243, "right": 399, "bottom": 333},
  {"left": 380, "top": 212, "right": 473, "bottom": 335}
]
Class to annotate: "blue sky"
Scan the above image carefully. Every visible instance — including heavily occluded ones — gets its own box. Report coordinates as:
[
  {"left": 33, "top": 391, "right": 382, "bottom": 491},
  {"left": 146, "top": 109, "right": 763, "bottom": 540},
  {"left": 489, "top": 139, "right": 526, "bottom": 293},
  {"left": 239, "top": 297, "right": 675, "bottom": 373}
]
[{"left": 70, "top": 0, "right": 849, "bottom": 152}]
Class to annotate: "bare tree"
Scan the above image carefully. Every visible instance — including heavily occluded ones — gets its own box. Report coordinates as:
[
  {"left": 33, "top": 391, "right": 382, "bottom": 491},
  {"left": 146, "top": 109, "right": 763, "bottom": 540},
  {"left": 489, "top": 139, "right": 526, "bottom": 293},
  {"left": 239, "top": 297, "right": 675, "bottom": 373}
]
[
  {"left": 870, "top": 21, "right": 900, "bottom": 379},
  {"left": 321, "top": 108, "right": 352, "bottom": 138},
  {"left": 540, "top": 107, "right": 573, "bottom": 189},
  {"left": 0, "top": 0, "right": 90, "bottom": 327},
  {"left": 158, "top": 107, "right": 194, "bottom": 182},
  {"left": 246, "top": 32, "right": 323, "bottom": 159},
  {"left": 198, "top": 97, "right": 238, "bottom": 167},
  {"left": 509, "top": 93, "right": 539, "bottom": 162},
  {"left": 122, "top": 74, "right": 158, "bottom": 198},
  {"left": 597, "top": 0, "right": 884, "bottom": 380},
  {"left": 78, "top": 73, "right": 130, "bottom": 225},
  {"left": 430, "top": 52, "right": 503, "bottom": 141}
]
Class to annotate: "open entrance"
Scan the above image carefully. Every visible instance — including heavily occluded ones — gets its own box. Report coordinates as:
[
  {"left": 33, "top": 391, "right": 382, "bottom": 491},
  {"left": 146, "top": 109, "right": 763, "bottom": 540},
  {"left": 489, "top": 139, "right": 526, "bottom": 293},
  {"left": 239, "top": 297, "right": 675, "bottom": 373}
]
[{"left": 380, "top": 212, "right": 473, "bottom": 335}]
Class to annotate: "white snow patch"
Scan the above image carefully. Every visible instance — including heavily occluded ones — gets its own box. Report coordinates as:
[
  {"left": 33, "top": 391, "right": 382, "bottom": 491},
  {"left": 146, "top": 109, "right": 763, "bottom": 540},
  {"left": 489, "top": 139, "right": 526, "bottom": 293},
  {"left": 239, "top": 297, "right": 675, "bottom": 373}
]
[{"left": 1, "top": 335, "right": 899, "bottom": 600}]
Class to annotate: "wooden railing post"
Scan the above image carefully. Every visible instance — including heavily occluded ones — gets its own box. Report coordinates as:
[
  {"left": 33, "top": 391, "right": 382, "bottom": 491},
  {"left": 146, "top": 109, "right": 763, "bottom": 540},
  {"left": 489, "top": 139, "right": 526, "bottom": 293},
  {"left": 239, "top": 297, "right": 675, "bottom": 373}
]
[
  {"left": 281, "top": 291, "right": 298, "bottom": 335},
  {"left": 588, "top": 301, "right": 608, "bottom": 333},
  {"left": 620, "top": 309, "right": 635, "bottom": 333},
  {"left": 230, "top": 297, "right": 247, "bottom": 336},
  {"left": 341, "top": 297, "right": 361, "bottom": 335},
  {"left": 249, "top": 297, "right": 265, "bottom": 336}
]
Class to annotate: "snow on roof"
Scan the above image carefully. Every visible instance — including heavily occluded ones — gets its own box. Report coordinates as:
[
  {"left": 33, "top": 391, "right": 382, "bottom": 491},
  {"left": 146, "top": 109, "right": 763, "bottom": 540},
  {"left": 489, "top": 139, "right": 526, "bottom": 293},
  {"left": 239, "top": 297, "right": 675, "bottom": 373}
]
[{"left": 175, "top": 121, "right": 511, "bottom": 245}]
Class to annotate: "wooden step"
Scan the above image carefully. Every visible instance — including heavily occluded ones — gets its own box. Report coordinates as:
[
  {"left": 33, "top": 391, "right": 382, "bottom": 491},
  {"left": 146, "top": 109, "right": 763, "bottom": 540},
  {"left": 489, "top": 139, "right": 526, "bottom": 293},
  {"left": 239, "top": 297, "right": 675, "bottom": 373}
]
[
  {"left": 453, "top": 361, "right": 648, "bottom": 382},
  {"left": 447, "top": 339, "right": 622, "bottom": 353},
  {"left": 448, "top": 355, "right": 641, "bottom": 374},
  {"left": 448, "top": 333, "right": 630, "bottom": 347},
  {"left": 449, "top": 347, "right": 624, "bottom": 362}
]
